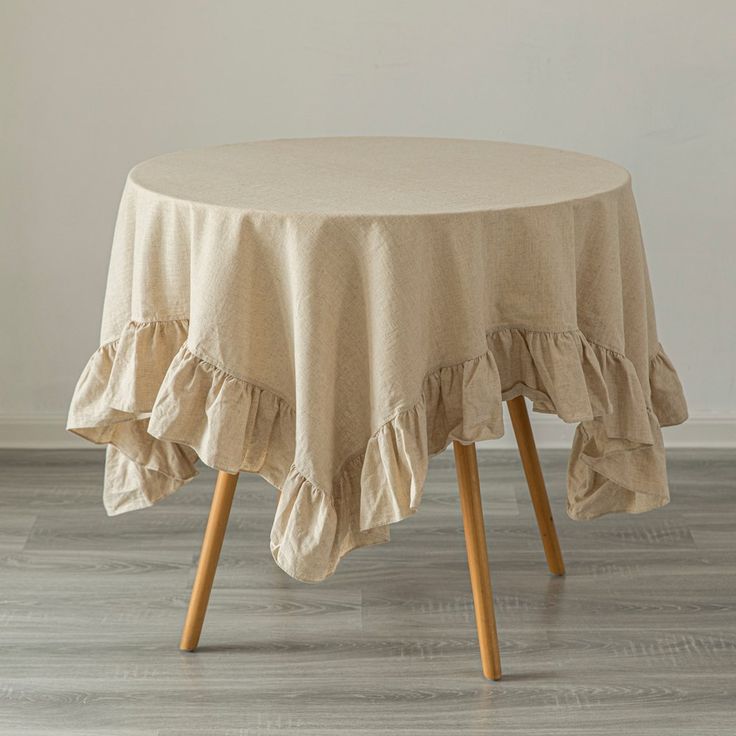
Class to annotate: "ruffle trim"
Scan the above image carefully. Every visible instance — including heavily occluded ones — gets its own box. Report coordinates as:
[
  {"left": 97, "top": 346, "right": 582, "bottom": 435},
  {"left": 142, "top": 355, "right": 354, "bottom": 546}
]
[{"left": 67, "top": 320, "right": 687, "bottom": 582}]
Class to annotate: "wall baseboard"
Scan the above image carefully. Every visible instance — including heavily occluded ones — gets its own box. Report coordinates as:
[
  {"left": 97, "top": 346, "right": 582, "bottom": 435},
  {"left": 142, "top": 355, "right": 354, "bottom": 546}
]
[{"left": 0, "top": 411, "right": 734, "bottom": 450}]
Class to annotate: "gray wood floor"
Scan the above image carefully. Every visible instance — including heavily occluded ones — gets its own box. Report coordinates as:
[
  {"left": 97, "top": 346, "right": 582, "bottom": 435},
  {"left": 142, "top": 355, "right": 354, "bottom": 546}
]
[{"left": 0, "top": 448, "right": 734, "bottom": 735}]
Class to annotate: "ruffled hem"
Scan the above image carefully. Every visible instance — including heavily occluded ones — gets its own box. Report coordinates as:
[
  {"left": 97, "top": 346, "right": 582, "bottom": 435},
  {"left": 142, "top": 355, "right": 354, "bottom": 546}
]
[{"left": 67, "top": 320, "right": 687, "bottom": 582}]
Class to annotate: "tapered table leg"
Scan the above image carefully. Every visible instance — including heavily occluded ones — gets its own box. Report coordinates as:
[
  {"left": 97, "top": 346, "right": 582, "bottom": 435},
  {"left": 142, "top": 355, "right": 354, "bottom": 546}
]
[
  {"left": 180, "top": 470, "right": 239, "bottom": 651},
  {"left": 507, "top": 396, "right": 565, "bottom": 576},
  {"left": 453, "top": 441, "right": 502, "bottom": 680}
]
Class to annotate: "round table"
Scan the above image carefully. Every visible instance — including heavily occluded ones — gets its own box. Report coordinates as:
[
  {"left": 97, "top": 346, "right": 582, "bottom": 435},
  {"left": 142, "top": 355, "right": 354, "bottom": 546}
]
[{"left": 68, "top": 137, "right": 687, "bottom": 679}]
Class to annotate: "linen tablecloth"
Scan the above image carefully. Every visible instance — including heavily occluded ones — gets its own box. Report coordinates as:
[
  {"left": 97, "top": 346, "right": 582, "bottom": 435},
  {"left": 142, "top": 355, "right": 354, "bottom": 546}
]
[{"left": 67, "top": 137, "right": 688, "bottom": 582}]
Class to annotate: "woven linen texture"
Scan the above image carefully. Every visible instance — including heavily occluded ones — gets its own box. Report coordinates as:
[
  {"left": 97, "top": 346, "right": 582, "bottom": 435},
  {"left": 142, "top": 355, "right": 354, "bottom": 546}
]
[{"left": 68, "top": 138, "right": 687, "bottom": 582}]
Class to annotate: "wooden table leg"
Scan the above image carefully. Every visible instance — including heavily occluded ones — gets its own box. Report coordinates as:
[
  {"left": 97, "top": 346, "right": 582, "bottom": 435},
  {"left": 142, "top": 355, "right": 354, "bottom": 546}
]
[
  {"left": 179, "top": 470, "right": 239, "bottom": 652},
  {"left": 453, "top": 441, "right": 502, "bottom": 681},
  {"left": 507, "top": 396, "right": 565, "bottom": 576}
]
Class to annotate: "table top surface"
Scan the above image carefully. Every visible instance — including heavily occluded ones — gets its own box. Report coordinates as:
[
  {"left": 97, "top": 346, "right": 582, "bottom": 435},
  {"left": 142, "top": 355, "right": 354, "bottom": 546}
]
[{"left": 129, "top": 137, "right": 630, "bottom": 216}]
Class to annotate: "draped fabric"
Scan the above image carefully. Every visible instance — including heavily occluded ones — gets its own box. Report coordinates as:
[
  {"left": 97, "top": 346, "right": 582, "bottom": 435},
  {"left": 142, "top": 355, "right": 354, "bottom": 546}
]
[{"left": 67, "top": 138, "right": 688, "bottom": 582}]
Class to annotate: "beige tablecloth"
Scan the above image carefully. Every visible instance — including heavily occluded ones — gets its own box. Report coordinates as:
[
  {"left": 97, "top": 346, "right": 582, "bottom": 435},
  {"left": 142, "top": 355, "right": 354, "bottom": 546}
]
[{"left": 68, "top": 137, "right": 688, "bottom": 582}]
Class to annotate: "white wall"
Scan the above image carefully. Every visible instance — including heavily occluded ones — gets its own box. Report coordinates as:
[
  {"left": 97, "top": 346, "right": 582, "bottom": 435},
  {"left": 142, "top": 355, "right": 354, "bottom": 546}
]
[{"left": 1, "top": 0, "right": 734, "bottom": 447}]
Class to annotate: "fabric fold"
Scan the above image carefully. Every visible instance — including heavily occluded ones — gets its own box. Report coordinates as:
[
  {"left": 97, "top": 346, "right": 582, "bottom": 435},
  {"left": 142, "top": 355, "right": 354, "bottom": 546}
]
[
  {"left": 67, "top": 321, "right": 199, "bottom": 514},
  {"left": 649, "top": 344, "right": 689, "bottom": 427},
  {"left": 67, "top": 320, "right": 688, "bottom": 582},
  {"left": 360, "top": 350, "right": 504, "bottom": 530},
  {"left": 147, "top": 345, "right": 296, "bottom": 490},
  {"left": 565, "top": 344, "right": 688, "bottom": 519},
  {"left": 490, "top": 328, "right": 612, "bottom": 420}
]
